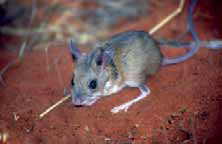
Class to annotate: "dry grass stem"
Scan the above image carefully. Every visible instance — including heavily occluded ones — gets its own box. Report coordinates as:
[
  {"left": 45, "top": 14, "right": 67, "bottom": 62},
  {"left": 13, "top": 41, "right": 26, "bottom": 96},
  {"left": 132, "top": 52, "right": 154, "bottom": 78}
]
[
  {"left": 39, "top": 94, "right": 71, "bottom": 119},
  {"left": 149, "top": 0, "right": 185, "bottom": 35}
]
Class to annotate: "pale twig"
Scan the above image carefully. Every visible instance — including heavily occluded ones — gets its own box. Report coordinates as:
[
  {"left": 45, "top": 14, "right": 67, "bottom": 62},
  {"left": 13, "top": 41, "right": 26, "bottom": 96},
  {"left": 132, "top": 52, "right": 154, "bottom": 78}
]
[
  {"left": 39, "top": 94, "right": 71, "bottom": 119},
  {"left": 13, "top": 112, "right": 20, "bottom": 121},
  {"left": 149, "top": 0, "right": 185, "bottom": 35}
]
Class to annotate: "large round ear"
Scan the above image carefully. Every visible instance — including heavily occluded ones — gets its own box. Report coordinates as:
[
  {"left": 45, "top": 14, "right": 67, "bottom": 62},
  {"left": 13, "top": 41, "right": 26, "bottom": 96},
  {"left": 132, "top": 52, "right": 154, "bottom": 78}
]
[
  {"left": 69, "top": 39, "right": 81, "bottom": 61},
  {"left": 95, "top": 47, "right": 114, "bottom": 68}
]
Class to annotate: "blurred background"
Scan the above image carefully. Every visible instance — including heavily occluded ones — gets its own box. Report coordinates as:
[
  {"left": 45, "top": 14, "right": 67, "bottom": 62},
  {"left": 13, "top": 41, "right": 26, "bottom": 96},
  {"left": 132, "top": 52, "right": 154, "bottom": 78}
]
[{"left": 0, "top": 0, "right": 152, "bottom": 51}]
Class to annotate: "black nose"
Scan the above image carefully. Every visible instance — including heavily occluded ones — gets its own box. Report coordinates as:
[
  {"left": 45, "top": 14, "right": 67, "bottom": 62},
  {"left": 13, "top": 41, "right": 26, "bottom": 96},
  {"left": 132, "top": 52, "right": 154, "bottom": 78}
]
[{"left": 75, "top": 104, "right": 83, "bottom": 107}]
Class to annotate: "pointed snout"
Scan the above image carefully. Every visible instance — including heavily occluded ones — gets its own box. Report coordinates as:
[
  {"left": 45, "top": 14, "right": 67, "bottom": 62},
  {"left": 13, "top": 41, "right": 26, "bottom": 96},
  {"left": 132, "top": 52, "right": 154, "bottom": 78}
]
[
  {"left": 70, "top": 89, "right": 97, "bottom": 106},
  {"left": 71, "top": 89, "right": 84, "bottom": 106},
  {"left": 72, "top": 97, "right": 83, "bottom": 107}
]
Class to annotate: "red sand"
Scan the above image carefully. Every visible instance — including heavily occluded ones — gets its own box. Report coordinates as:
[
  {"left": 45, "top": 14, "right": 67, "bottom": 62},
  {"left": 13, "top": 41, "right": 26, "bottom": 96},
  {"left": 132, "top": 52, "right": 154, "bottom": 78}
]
[{"left": 0, "top": 1, "right": 222, "bottom": 143}]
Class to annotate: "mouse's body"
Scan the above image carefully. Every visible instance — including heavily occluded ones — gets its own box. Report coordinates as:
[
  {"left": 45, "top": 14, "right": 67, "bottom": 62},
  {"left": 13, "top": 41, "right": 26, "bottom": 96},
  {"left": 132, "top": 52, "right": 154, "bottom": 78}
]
[
  {"left": 69, "top": 0, "right": 199, "bottom": 113},
  {"left": 70, "top": 31, "right": 162, "bottom": 107},
  {"left": 69, "top": 29, "right": 196, "bottom": 113}
]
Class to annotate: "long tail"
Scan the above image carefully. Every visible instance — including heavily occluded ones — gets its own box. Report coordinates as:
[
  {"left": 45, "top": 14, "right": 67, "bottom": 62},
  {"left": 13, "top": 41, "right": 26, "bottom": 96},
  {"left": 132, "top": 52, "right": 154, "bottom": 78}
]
[
  {"left": 162, "top": 0, "right": 199, "bottom": 65},
  {"left": 158, "top": 39, "right": 222, "bottom": 50}
]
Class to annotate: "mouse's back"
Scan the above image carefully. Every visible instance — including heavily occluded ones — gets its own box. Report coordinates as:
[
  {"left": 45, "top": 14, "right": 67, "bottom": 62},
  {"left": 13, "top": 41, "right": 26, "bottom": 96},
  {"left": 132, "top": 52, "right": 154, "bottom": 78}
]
[{"left": 102, "top": 31, "right": 163, "bottom": 85}]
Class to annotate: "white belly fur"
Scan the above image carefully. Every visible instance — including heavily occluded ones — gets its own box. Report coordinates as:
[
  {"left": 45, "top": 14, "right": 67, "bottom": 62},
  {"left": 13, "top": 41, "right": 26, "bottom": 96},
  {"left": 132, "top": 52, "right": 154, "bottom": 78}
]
[
  {"left": 125, "top": 80, "right": 139, "bottom": 87},
  {"left": 103, "top": 81, "right": 126, "bottom": 96}
]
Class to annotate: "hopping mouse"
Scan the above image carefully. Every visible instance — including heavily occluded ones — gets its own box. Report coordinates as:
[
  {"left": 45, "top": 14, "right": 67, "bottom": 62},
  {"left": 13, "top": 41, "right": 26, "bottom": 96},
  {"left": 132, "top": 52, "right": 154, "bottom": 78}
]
[{"left": 69, "top": 0, "right": 199, "bottom": 113}]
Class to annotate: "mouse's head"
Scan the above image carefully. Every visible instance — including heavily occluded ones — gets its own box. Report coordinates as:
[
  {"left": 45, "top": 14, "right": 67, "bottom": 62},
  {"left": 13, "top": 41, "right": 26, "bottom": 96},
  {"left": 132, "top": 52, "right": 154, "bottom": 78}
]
[{"left": 69, "top": 40, "right": 111, "bottom": 106}]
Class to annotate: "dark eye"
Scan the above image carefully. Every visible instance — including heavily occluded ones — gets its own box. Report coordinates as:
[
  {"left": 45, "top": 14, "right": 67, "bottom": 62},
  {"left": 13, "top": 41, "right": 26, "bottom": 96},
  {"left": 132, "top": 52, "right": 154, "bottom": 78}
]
[
  {"left": 71, "top": 77, "right": 75, "bottom": 86},
  {"left": 96, "top": 55, "right": 102, "bottom": 66},
  {"left": 88, "top": 79, "right": 97, "bottom": 89},
  {"left": 96, "top": 58, "right": 102, "bottom": 66}
]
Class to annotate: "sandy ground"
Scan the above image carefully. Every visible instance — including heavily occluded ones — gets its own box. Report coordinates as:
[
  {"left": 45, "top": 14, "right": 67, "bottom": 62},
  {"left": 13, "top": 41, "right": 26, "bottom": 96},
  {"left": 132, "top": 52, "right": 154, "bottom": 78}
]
[{"left": 0, "top": 0, "right": 222, "bottom": 143}]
